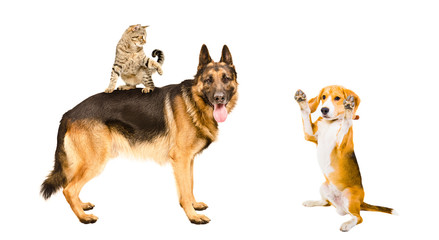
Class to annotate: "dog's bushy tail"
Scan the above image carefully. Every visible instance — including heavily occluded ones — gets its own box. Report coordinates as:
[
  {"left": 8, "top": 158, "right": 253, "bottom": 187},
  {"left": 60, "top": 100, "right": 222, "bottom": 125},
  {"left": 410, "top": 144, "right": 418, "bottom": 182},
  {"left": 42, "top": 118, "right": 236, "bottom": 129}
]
[
  {"left": 40, "top": 118, "right": 68, "bottom": 200},
  {"left": 152, "top": 49, "right": 165, "bottom": 65},
  {"left": 361, "top": 202, "right": 396, "bottom": 215}
]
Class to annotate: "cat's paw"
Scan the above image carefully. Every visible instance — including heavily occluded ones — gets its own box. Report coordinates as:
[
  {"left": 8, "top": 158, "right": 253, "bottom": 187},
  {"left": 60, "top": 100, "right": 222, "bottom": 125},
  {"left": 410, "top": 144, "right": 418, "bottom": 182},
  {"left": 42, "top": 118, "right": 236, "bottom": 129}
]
[
  {"left": 104, "top": 88, "right": 114, "bottom": 93},
  {"left": 142, "top": 87, "right": 154, "bottom": 93}
]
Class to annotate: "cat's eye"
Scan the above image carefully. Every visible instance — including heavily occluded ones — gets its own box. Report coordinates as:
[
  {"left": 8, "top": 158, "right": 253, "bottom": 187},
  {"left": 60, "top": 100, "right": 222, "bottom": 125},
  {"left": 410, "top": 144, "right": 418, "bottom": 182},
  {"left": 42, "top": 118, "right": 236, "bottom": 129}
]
[
  {"left": 322, "top": 95, "right": 326, "bottom": 100},
  {"left": 334, "top": 96, "right": 340, "bottom": 101}
]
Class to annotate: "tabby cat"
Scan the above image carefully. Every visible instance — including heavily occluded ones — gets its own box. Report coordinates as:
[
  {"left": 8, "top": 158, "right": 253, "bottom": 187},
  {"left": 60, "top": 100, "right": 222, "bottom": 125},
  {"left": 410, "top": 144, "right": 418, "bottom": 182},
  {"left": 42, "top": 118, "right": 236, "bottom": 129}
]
[{"left": 105, "top": 24, "right": 164, "bottom": 93}]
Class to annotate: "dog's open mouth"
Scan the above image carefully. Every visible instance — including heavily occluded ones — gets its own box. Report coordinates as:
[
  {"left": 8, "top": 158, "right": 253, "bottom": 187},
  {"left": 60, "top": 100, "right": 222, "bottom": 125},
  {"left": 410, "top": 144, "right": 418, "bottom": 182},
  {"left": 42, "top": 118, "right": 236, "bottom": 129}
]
[{"left": 213, "top": 104, "right": 228, "bottom": 123}]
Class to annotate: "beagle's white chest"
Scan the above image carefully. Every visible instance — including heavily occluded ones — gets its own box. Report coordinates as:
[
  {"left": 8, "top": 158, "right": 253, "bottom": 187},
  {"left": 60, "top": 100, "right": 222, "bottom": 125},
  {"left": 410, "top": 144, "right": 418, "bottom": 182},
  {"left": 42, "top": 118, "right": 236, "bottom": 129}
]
[{"left": 316, "top": 120, "right": 342, "bottom": 176}]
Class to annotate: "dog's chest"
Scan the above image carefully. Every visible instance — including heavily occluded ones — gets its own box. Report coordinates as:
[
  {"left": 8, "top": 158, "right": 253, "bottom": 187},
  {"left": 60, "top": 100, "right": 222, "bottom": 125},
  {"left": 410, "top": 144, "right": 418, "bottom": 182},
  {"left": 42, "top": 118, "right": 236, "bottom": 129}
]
[{"left": 316, "top": 120, "right": 342, "bottom": 176}]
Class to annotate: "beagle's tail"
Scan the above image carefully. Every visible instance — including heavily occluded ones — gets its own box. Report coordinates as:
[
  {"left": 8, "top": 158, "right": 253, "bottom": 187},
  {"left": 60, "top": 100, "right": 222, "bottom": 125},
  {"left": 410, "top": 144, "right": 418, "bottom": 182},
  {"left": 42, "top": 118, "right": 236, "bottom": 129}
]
[{"left": 361, "top": 202, "right": 396, "bottom": 215}]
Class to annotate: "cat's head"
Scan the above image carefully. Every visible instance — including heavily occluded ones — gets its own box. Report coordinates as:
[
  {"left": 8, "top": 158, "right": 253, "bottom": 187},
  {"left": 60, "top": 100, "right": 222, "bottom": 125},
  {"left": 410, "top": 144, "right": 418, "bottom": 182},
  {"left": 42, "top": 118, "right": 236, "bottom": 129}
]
[{"left": 125, "top": 24, "right": 148, "bottom": 47}]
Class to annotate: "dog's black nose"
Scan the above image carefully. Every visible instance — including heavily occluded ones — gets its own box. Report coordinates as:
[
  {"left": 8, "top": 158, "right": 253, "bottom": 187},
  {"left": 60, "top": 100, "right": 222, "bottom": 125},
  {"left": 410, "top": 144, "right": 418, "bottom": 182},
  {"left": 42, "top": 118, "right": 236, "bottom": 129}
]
[
  {"left": 321, "top": 107, "right": 329, "bottom": 115},
  {"left": 214, "top": 92, "right": 225, "bottom": 103}
]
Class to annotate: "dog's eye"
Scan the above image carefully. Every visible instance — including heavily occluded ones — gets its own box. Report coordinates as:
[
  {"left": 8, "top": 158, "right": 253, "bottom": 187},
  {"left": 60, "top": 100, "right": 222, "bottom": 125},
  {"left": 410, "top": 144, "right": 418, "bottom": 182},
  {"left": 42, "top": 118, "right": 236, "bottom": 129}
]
[
  {"left": 204, "top": 77, "right": 213, "bottom": 84},
  {"left": 322, "top": 95, "right": 326, "bottom": 100},
  {"left": 222, "top": 75, "right": 231, "bottom": 83},
  {"left": 334, "top": 96, "right": 340, "bottom": 101}
]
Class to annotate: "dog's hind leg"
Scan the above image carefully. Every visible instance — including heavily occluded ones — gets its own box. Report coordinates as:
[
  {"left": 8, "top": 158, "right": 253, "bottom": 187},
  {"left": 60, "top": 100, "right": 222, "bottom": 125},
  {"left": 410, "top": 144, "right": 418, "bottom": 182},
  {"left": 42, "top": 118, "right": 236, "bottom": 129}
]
[
  {"left": 62, "top": 121, "right": 111, "bottom": 223},
  {"left": 303, "top": 182, "right": 331, "bottom": 207},
  {"left": 339, "top": 187, "right": 364, "bottom": 232},
  {"left": 63, "top": 167, "right": 100, "bottom": 224}
]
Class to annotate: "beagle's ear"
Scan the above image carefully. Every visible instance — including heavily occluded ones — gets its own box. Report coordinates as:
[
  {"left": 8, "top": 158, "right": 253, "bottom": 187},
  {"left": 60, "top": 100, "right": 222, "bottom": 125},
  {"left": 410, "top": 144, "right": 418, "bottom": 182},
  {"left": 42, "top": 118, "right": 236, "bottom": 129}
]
[
  {"left": 344, "top": 88, "right": 361, "bottom": 119},
  {"left": 308, "top": 89, "right": 323, "bottom": 113}
]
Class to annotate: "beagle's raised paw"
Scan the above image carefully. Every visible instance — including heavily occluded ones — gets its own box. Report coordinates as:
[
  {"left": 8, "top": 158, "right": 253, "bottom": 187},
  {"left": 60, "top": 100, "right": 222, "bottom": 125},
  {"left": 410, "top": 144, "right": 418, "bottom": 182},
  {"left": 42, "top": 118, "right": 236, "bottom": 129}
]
[
  {"left": 294, "top": 89, "right": 307, "bottom": 102},
  {"left": 343, "top": 95, "right": 355, "bottom": 110}
]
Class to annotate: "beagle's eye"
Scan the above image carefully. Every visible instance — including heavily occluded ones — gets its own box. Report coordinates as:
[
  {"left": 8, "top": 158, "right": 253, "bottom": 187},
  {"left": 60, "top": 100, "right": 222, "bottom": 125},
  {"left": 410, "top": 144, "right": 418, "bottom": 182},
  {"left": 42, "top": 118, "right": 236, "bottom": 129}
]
[
  {"left": 334, "top": 96, "right": 340, "bottom": 101},
  {"left": 322, "top": 95, "right": 326, "bottom": 100}
]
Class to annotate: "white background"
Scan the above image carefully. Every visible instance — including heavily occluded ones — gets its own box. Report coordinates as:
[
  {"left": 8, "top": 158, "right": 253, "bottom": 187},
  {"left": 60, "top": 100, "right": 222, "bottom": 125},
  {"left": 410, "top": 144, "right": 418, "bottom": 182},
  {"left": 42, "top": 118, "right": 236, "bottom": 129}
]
[{"left": 1, "top": 0, "right": 438, "bottom": 239}]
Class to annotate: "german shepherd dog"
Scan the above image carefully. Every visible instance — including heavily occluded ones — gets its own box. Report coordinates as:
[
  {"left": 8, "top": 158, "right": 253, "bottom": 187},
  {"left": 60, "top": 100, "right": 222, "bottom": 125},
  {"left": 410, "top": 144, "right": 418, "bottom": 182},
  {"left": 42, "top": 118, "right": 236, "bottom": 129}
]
[{"left": 41, "top": 44, "right": 238, "bottom": 224}]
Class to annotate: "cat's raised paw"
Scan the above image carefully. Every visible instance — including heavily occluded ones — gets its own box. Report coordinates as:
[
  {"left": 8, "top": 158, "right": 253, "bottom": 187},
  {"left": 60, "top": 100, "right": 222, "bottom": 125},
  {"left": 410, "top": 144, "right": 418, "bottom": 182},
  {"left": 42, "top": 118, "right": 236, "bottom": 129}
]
[{"left": 156, "top": 66, "right": 163, "bottom": 75}]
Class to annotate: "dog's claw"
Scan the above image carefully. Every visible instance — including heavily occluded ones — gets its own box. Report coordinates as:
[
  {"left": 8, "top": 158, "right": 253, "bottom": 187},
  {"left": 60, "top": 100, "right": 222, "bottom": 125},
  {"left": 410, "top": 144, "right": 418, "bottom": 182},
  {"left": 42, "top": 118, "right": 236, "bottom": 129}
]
[{"left": 295, "top": 89, "right": 307, "bottom": 102}]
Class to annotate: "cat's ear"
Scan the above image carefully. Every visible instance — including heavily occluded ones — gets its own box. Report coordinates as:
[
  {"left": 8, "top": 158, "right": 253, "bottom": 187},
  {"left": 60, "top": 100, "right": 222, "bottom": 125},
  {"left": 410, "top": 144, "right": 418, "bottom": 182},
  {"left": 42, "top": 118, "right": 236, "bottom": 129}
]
[
  {"left": 220, "top": 45, "right": 233, "bottom": 65},
  {"left": 142, "top": 25, "right": 149, "bottom": 29},
  {"left": 130, "top": 24, "right": 141, "bottom": 31},
  {"left": 198, "top": 44, "right": 212, "bottom": 70}
]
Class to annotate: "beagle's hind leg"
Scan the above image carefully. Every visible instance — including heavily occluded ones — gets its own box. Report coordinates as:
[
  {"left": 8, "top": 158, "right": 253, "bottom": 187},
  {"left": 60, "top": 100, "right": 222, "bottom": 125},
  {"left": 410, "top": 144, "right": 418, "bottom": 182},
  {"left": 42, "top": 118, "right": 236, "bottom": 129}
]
[
  {"left": 303, "top": 182, "right": 331, "bottom": 207},
  {"left": 339, "top": 187, "right": 364, "bottom": 232}
]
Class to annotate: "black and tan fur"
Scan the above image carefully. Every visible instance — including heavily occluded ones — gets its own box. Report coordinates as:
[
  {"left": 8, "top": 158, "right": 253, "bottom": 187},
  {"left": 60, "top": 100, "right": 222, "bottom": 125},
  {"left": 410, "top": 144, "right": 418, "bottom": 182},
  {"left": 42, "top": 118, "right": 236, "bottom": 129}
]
[{"left": 41, "top": 44, "right": 238, "bottom": 224}]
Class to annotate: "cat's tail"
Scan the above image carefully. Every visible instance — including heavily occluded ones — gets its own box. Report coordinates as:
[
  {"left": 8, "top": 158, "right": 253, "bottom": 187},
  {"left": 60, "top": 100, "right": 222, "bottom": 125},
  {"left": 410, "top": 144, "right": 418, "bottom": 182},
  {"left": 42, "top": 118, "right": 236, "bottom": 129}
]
[
  {"left": 152, "top": 49, "right": 165, "bottom": 65},
  {"left": 40, "top": 117, "right": 68, "bottom": 200}
]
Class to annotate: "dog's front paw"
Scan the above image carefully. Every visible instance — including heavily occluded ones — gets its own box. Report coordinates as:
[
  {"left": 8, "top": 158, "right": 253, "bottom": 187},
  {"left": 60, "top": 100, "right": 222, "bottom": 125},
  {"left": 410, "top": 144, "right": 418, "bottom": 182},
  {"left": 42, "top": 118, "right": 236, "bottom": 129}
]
[
  {"left": 343, "top": 95, "right": 355, "bottom": 110},
  {"left": 294, "top": 89, "right": 307, "bottom": 102},
  {"left": 81, "top": 202, "right": 95, "bottom": 211},
  {"left": 79, "top": 214, "right": 98, "bottom": 224},
  {"left": 188, "top": 214, "right": 211, "bottom": 225},
  {"left": 193, "top": 202, "right": 208, "bottom": 211},
  {"left": 142, "top": 86, "right": 154, "bottom": 93}
]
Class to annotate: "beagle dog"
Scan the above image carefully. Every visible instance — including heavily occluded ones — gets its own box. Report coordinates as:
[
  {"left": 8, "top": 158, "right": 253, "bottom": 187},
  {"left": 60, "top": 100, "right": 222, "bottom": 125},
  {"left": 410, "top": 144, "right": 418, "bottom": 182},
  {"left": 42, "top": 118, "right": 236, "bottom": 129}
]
[{"left": 294, "top": 85, "right": 394, "bottom": 232}]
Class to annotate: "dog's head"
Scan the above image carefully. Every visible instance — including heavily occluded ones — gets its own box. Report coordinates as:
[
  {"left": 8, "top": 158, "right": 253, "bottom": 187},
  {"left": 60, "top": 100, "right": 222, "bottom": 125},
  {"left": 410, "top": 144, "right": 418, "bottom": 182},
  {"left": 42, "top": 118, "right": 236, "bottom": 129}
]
[
  {"left": 194, "top": 44, "right": 238, "bottom": 123},
  {"left": 308, "top": 85, "right": 360, "bottom": 120}
]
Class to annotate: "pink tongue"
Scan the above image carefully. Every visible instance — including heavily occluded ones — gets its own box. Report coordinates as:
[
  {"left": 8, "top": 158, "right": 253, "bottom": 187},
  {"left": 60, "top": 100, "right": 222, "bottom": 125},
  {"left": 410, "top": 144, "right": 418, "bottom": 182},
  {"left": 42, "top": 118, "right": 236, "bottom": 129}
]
[{"left": 213, "top": 104, "right": 228, "bottom": 123}]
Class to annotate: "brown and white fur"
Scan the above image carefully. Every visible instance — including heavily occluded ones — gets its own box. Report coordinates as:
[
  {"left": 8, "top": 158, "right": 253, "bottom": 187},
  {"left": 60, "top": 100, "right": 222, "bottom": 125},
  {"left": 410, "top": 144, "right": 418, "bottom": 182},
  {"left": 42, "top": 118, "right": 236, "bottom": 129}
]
[
  {"left": 294, "top": 86, "right": 394, "bottom": 232},
  {"left": 105, "top": 24, "right": 164, "bottom": 94}
]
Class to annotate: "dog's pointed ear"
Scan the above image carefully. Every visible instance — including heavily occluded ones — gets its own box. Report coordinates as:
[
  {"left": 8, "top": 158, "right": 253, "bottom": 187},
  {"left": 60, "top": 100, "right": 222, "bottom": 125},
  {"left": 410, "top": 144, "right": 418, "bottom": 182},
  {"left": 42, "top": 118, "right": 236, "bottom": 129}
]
[
  {"left": 220, "top": 45, "right": 233, "bottom": 65},
  {"left": 344, "top": 88, "right": 361, "bottom": 119},
  {"left": 198, "top": 44, "right": 213, "bottom": 70},
  {"left": 308, "top": 89, "right": 323, "bottom": 113},
  {"left": 142, "top": 25, "right": 149, "bottom": 29}
]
